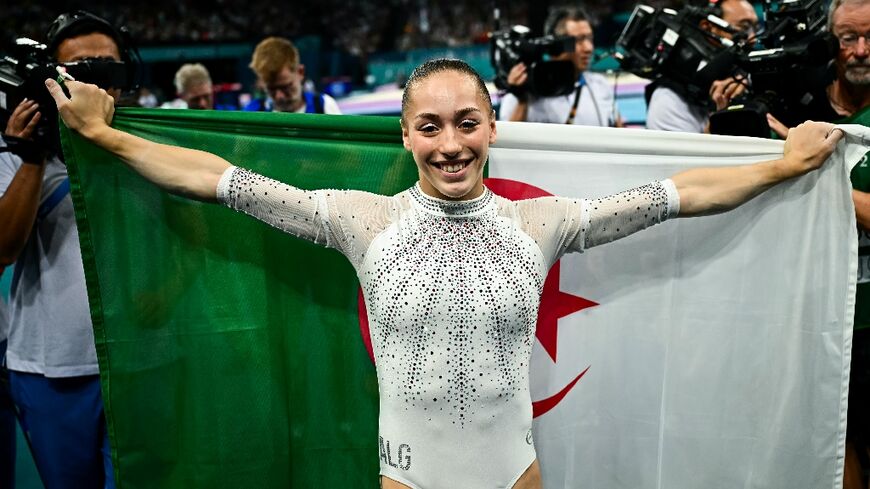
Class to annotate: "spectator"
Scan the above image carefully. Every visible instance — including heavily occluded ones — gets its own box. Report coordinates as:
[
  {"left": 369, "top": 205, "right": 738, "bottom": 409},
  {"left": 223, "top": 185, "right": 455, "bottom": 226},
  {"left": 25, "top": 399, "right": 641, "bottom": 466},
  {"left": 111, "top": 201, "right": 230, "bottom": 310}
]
[
  {"left": 0, "top": 10, "right": 123, "bottom": 489},
  {"left": 499, "top": 6, "right": 621, "bottom": 127},
  {"left": 137, "top": 87, "right": 159, "bottom": 108},
  {"left": 163, "top": 63, "right": 214, "bottom": 110},
  {"left": 645, "top": 0, "right": 758, "bottom": 132},
  {"left": 245, "top": 37, "right": 341, "bottom": 114}
]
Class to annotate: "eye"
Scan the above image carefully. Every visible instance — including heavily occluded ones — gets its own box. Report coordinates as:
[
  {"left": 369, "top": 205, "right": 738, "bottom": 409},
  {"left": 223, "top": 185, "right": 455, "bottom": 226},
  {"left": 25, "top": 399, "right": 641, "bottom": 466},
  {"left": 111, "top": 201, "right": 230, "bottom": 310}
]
[
  {"left": 417, "top": 122, "right": 439, "bottom": 133},
  {"left": 459, "top": 119, "right": 480, "bottom": 130}
]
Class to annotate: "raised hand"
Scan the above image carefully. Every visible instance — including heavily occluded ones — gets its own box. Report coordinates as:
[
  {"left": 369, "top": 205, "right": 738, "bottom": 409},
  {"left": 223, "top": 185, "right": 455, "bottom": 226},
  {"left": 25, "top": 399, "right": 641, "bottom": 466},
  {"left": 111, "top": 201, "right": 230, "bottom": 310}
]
[
  {"left": 44, "top": 79, "right": 115, "bottom": 138},
  {"left": 782, "top": 121, "right": 844, "bottom": 176}
]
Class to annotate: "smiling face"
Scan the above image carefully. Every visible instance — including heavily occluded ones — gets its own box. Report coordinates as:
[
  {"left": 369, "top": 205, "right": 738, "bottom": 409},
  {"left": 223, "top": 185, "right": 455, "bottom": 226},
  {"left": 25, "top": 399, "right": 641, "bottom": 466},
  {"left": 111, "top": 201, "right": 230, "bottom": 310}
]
[{"left": 401, "top": 70, "right": 496, "bottom": 201}]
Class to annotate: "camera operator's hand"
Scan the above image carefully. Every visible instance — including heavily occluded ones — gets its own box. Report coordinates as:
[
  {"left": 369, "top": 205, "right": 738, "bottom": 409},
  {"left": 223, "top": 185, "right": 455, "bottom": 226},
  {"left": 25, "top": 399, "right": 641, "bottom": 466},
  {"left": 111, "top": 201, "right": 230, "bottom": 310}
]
[
  {"left": 766, "top": 113, "right": 789, "bottom": 139},
  {"left": 44, "top": 79, "right": 114, "bottom": 139},
  {"left": 782, "top": 121, "right": 843, "bottom": 176},
  {"left": 507, "top": 63, "right": 528, "bottom": 92},
  {"left": 4, "top": 99, "right": 41, "bottom": 141},
  {"left": 709, "top": 76, "right": 748, "bottom": 111},
  {"left": 504, "top": 63, "right": 531, "bottom": 121}
]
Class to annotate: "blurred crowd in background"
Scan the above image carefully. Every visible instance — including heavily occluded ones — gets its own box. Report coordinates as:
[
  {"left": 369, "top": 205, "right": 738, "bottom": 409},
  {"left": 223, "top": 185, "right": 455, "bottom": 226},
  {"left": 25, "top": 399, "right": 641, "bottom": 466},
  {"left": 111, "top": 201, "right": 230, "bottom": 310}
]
[{"left": 4, "top": 0, "right": 679, "bottom": 54}]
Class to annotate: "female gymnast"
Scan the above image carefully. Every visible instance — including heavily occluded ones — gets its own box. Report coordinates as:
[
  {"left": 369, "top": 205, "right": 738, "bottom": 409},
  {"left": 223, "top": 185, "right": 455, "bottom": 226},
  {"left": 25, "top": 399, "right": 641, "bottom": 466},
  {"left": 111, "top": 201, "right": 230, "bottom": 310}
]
[{"left": 44, "top": 58, "right": 841, "bottom": 489}]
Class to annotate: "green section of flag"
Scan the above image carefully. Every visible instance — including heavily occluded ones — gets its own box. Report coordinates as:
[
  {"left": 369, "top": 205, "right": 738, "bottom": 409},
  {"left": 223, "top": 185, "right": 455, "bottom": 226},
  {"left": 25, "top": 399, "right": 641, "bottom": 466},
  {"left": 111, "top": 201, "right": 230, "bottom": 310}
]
[{"left": 61, "top": 109, "right": 421, "bottom": 488}]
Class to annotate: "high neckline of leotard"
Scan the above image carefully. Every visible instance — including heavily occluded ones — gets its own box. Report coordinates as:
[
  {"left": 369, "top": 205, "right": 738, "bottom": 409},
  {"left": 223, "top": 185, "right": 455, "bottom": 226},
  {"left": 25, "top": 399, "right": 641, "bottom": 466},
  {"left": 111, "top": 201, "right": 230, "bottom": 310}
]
[{"left": 409, "top": 182, "right": 494, "bottom": 217}]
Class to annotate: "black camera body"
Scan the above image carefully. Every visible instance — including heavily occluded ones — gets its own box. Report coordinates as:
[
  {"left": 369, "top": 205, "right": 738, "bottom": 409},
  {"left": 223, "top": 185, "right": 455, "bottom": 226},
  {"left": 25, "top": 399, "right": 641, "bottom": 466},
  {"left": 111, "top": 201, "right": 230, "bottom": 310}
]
[
  {"left": 615, "top": 5, "right": 736, "bottom": 103},
  {"left": 491, "top": 25, "right": 578, "bottom": 98},
  {"left": 616, "top": 0, "right": 836, "bottom": 137},
  {"left": 716, "top": 0, "right": 835, "bottom": 133},
  {"left": 0, "top": 39, "right": 61, "bottom": 146},
  {"left": 0, "top": 11, "right": 140, "bottom": 154}
]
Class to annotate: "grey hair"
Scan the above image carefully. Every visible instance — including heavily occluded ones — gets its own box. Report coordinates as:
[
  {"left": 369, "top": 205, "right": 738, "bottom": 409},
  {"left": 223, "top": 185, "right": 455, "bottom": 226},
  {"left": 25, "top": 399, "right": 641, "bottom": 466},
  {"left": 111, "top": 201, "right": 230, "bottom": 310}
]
[
  {"left": 174, "top": 63, "right": 212, "bottom": 95},
  {"left": 828, "top": 0, "right": 870, "bottom": 32}
]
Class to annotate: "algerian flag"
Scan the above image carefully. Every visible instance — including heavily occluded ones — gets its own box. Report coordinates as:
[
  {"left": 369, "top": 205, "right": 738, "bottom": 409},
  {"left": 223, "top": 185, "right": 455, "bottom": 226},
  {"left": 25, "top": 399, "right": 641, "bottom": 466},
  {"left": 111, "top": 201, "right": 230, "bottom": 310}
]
[{"left": 62, "top": 110, "right": 863, "bottom": 488}]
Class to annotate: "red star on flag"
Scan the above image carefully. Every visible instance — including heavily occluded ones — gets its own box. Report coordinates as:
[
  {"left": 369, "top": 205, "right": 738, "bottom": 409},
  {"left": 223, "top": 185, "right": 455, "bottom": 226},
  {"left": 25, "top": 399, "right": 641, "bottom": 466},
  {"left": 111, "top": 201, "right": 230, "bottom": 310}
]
[{"left": 537, "top": 262, "right": 599, "bottom": 363}]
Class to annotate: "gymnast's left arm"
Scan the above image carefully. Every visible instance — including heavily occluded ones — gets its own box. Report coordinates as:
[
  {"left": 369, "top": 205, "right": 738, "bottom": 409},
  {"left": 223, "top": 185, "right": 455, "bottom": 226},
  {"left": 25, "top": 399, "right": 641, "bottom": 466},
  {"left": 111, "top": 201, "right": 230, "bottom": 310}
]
[{"left": 671, "top": 121, "right": 842, "bottom": 217}]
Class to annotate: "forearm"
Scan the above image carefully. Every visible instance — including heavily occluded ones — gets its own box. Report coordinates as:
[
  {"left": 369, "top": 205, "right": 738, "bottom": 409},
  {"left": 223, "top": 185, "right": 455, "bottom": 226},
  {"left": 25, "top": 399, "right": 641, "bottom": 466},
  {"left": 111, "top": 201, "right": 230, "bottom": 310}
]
[
  {"left": 0, "top": 163, "right": 45, "bottom": 265},
  {"left": 509, "top": 100, "right": 528, "bottom": 122},
  {"left": 85, "top": 125, "right": 230, "bottom": 202},
  {"left": 855, "top": 189, "right": 870, "bottom": 231},
  {"left": 671, "top": 159, "right": 790, "bottom": 217}
]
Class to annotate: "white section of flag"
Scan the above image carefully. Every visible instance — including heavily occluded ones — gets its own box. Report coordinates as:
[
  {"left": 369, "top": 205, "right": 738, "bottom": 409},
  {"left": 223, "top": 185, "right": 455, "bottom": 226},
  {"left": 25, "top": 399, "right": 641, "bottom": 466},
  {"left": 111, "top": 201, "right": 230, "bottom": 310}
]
[{"left": 489, "top": 124, "right": 867, "bottom": 489}]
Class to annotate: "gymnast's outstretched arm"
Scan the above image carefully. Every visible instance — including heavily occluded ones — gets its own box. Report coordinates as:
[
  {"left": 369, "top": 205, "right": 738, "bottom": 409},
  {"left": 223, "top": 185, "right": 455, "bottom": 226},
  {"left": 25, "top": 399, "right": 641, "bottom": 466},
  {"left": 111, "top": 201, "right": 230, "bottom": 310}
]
[
  {"left": 670, "top": 122, "right": 843, "bottom": 217},
  {"left": 46, "top": 78, "right": 228, "bottom": 202}
]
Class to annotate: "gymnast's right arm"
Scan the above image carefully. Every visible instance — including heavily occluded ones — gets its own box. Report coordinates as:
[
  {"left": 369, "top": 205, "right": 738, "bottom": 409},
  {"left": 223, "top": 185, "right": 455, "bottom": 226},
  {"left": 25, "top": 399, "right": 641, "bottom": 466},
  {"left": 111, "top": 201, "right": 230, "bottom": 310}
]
[{"left": 46, "top": 78, "right": 229, "bottom": 202}]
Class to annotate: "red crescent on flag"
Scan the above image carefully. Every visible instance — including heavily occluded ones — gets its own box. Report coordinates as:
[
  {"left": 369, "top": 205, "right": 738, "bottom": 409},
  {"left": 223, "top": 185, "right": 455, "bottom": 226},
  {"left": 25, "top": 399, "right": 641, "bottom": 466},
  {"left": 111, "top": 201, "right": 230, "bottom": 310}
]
[{"left": 357, "top": 178, "right": 597, "bottom": 418}]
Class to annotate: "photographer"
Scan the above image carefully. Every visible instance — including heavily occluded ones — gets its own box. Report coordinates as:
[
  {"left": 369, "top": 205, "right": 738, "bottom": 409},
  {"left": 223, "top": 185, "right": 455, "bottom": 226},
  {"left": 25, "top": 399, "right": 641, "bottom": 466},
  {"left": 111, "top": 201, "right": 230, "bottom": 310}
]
[
  {"left": 499, "top": 6, "right": 621, "bottom": 127},
  {"left": 0, "top": 11, "right": 123, "bottom": 489},
  {"left": 646, "top": 0, "right": 758, "bottom": 132}
]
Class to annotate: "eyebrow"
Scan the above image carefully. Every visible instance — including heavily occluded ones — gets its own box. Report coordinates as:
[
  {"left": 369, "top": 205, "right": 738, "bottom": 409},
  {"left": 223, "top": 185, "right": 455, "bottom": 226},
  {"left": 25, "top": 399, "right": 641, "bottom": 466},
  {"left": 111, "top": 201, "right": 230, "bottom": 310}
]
[{"left": 414, "top": 107, "right": 483, "bottom": 121}]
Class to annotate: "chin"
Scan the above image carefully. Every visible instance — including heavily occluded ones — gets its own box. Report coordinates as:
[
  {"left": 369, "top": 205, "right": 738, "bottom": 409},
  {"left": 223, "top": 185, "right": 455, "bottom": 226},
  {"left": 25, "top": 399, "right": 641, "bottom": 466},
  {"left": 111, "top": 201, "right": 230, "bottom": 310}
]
[{"left": 438, "top": 185, "right": 474, "bottom": 199}]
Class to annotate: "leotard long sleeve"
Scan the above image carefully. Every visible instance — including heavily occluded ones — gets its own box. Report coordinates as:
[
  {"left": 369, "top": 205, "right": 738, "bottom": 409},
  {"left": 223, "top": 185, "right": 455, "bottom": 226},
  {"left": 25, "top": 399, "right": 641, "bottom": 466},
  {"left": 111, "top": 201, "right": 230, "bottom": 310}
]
[{"left": 217, "top": 167, "right": 679, "bottom": 489}]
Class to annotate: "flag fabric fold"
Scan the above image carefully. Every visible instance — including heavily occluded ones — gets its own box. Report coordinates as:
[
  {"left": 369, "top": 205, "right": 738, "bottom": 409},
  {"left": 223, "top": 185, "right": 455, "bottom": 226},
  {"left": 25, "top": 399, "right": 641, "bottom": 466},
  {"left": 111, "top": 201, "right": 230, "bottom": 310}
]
[{"left": 61, "top": 110, "right": 864, "bottom": 489}]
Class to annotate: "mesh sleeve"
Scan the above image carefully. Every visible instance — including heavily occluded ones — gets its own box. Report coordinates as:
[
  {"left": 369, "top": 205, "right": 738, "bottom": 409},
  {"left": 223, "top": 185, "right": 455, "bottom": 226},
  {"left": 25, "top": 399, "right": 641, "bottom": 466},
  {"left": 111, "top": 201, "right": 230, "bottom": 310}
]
[
  {"left": 513, "top": 179, "right": 679, "bottom": 266},
  {"left": 216, "top": 166, "right": 394, "bottom": 265},
  {"left": 581, "top": 179, "right": 679, "bottom": 251}
]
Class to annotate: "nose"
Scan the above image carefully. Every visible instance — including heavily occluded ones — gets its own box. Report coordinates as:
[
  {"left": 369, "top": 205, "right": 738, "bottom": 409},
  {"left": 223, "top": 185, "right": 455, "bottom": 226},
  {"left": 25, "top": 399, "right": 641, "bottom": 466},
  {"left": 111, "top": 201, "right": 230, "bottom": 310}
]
[
  {"left": 437, "top": 127, "right": 462, "bottom": 156},
  {"left": 856, "top": 37, "right": 868, "bottom": 57}
]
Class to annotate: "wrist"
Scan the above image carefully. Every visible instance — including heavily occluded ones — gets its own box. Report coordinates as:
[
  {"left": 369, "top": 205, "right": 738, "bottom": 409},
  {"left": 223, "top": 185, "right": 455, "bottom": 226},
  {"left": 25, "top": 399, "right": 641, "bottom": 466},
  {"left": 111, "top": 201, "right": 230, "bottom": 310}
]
[
  {"left": 81, "top": 123, "right": 112, "bottom": 144},
  {"left": 773, "top": 155, "right": 807, "bottom": 181},
  {"left": 1, "top": 135, "right": 46, "bottom": 165},
  {"left": 508, "top": 84, "right": 529, "bottom": 103}
]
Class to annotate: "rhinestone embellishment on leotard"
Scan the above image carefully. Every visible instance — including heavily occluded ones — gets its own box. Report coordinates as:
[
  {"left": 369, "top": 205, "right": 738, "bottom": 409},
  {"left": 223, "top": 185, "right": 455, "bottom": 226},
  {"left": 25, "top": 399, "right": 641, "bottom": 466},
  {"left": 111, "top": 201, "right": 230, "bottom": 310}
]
[{"left": 362, "top": 192, "right": 543, "bottom": 428}]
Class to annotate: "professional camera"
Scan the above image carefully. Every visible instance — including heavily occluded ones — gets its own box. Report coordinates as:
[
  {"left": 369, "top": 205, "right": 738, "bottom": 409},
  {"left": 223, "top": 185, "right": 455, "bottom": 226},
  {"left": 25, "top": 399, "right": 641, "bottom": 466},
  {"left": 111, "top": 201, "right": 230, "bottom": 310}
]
[
  {"left": 490, "top": 25, "right": 578, "bottom": 97},
  {"left": 0, "top": 11, "right": 139, "bottom": 155},
  {"left": 615, "top": 4, "right": 738, "bottom": 104},
  {"left": 710, "top": 0, "right": 834, "bottom": 135},
  {"left": 0, "top": 39, "right": 58, "bottom": 159},
  {"left": 615, "top": 0, "right": 835, "bottom": 137}
]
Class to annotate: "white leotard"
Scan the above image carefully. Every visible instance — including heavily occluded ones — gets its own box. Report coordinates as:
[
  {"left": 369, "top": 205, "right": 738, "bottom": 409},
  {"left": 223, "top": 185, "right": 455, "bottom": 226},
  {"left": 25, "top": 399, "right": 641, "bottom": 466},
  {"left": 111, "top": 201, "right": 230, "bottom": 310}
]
[{"left": 217, "top": 167, "right": 679, "bottom": 488}]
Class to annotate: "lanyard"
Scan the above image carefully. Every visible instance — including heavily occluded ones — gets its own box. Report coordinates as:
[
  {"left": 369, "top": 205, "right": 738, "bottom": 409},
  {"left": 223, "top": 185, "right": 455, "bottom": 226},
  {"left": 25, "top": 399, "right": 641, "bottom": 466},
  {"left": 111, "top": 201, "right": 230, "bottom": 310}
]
[{"left": 564, "top": 74, "right": 587, "bottom": 125}]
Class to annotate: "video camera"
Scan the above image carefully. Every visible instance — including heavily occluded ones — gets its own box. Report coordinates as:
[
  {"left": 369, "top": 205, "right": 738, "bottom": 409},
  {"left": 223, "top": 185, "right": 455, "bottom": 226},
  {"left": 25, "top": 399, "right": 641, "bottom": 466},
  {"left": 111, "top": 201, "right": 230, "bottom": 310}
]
[
  {"left": 615, "top": 0, "right": 835, "bottom": 137},
  {"left": 490, "top": 20, "right": 578, "bottom": 98},
  {"left": 0, "top": 39, "right": 59, "bottom": 146},
  {"left": 0, "top": 11, "right": 139, "bottom": 155}
]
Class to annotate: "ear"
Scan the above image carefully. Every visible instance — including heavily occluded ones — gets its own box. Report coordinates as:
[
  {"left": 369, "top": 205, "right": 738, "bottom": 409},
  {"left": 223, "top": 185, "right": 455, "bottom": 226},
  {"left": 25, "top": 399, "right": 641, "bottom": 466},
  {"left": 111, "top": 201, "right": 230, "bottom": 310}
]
[
  {"left": 401, "top": 120, "right": 412, "bottom": 151},
  {"left": 297, "top": 64, "right": 305, "bottom": 78},
  {"left": 489, "top": 112, "right": 498, "bottom": 145}
]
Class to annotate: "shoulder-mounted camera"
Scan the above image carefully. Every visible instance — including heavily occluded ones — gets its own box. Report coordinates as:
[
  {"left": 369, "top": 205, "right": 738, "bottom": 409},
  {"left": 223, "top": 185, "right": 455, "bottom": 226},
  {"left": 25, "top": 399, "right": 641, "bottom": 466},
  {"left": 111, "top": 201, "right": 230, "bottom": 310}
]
[{"left": 0, "top": 10, "right": 141, "bottom": 154}]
